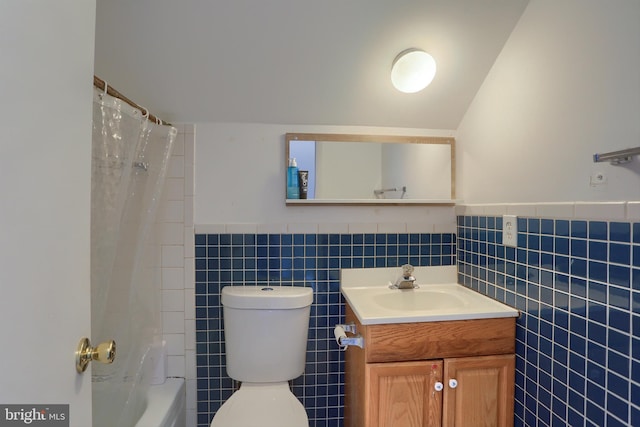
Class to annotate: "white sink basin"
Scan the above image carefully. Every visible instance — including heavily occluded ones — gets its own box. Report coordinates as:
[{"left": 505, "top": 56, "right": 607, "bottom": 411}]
[
  {"left": 341, "top": 266, "right": 519, "bottom": 325},
  {"left": 371, "top": 286, "right": 470, "bottom": 312}
]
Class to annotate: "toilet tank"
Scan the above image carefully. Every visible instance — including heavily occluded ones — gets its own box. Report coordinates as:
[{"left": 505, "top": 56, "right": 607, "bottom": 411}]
[{"left": 221, "top": 286, "right": 313, "bottom": 383}]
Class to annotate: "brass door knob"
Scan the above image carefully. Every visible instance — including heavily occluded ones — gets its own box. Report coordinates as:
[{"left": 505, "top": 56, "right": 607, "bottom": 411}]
[{"left": 75, "top": 337, "right": 116, "bottom": 373}]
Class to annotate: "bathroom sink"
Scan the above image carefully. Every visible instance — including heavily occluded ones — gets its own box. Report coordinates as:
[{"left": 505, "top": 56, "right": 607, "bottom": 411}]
[
  {"left": 340, "top": 266, "right": 519, "bottom": 325},
  {"left": 371, "top": 286, "right": 470, "bottom": 312}
]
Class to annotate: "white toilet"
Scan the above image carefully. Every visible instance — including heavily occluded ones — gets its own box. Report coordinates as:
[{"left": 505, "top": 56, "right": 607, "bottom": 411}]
[{"left": 210, "top": 285, "right": 313, "bottom": 427}]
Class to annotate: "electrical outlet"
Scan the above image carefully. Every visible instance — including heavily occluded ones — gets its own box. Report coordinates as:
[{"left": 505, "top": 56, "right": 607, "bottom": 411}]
[
  {"left": 590, "top": 172, "right": 607, "bottom": 186},
  {"left": 503, "top": 215, "right": 518, "bottom": 247}
]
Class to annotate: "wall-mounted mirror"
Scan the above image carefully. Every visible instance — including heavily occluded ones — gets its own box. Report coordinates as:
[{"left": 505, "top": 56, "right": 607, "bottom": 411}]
[{"left": 285, "top": 133, "right": 455, "bottom": 205}]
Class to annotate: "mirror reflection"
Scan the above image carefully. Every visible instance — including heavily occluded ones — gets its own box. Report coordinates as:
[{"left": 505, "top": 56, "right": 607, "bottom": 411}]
[{"left": 285, "top": 133, "right": 455, "bottom": 205}]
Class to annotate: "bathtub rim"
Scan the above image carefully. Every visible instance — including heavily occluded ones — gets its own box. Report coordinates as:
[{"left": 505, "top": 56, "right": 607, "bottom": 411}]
[{"left": 134, "top": 378, "right": 186, "bottom": 427}]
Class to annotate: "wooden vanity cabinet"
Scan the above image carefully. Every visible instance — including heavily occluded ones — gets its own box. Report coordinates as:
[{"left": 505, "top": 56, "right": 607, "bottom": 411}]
[
  {"left": 344, "top": 304, "right": 516, "bottom": 427},
  {"left": 367, "top": 360, "right": 443, "bottom": 427}
]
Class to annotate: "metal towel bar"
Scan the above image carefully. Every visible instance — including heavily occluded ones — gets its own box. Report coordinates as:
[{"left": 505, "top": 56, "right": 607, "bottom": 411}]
[{"left": 593, "top": 146, "right": 640, "bottom": 165}]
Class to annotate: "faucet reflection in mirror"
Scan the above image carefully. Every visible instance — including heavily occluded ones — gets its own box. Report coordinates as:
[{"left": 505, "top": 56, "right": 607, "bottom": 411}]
[
  {"left": 374, "top": 186, "right": 406, "bottom": 199},
  {"left": 285, "top": 133, "right": 455, "bottom": 205}
]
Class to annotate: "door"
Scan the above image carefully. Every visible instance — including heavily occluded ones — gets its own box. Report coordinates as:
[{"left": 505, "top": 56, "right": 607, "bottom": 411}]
[
  {"left": 368, "top": 361, "right": 443, "bottom": 427},
  {"left": 0, "top": 2, "right": 96, "bottom": 426},
  {"left": 442, "top": 355, "right": 515, "bottom": 427}
]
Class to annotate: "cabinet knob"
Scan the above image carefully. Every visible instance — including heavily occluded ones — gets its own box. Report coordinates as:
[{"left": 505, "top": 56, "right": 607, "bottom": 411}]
[
  {"left": 434, "top": 382, "right": 444, "bottom": 392},
  {"left": 448, "top": 379, "right": 458, "bottom": 389}
]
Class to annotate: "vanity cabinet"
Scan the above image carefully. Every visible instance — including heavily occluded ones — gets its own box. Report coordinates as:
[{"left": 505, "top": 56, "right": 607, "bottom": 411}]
[{"left": 344, "top": 304, "right": 516, "bottom": 427}]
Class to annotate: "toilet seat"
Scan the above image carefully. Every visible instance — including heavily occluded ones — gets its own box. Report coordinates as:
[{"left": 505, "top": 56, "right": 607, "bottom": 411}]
[{"left": 210, "top": 382, "right": 309, "bottom": 427}]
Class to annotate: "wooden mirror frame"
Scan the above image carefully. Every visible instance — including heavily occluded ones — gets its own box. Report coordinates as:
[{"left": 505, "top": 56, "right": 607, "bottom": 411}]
[{"left": 285, "top": 132, "right": 456, "bottom": 206}]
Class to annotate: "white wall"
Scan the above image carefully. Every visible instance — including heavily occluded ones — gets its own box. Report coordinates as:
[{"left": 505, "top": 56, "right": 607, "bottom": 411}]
[
  {"left": 316, "top": 141, "right": 381, "bottom": 199},
  {"left": 457, "top": 0, "right": 640, "bottom": 204},
  {"left": 381, "top": 143, "right": 452, "bottom": 199},
  {"left": 194, "top": 123, "right": 457, "bottom": 233}
]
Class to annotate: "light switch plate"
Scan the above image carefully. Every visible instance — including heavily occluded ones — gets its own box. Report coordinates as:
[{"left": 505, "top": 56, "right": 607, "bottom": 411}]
[{"left": 503, "top": 215, "right": 518, "bottom": 247}]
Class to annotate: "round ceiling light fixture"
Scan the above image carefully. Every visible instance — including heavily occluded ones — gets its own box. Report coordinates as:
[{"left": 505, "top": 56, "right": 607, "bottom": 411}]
[{"left": 391, "top": 48, "right": 437, "bottom": 93}]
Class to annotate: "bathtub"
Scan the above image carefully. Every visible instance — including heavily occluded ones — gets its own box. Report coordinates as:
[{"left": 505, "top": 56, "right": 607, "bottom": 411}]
[{"left": 135, "top": 378, "right": 186, "bottom": 427}]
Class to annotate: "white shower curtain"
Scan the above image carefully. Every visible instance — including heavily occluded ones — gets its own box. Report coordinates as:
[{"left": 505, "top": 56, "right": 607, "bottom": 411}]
[{"left": 91, "top": 87, "right": 176, "bottom": 427}]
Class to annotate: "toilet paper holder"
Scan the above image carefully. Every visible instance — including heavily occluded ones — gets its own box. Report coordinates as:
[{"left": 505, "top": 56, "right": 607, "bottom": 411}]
[{"left": 334, "top": 323, "right": 364, "bottom": 350}]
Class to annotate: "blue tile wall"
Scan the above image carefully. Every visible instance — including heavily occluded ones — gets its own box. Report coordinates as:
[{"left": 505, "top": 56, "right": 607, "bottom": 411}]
[
  {"left": 195, "top": 232, "right": 456, "bottom": 427},
  {"left": 457, "top": 216, "right": 640, "bottom": 427}
]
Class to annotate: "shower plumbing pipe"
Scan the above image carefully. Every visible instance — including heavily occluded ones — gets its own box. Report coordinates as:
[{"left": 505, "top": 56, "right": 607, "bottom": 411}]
[{"left": 93, "top": 76, "right": 172, "bottom": 126}]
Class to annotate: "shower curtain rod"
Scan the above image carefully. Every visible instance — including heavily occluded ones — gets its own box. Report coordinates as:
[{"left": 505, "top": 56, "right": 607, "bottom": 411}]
[{"left": 93, "top": 76, "right": 172, "bottom": 126}]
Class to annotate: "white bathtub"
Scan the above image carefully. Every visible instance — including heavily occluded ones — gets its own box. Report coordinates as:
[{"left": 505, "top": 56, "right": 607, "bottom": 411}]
[{"left": 135, "top": 378, "right": 186, "bottom": 427}]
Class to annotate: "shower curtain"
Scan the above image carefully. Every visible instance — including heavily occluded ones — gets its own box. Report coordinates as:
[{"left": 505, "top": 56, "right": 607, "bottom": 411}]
[{"left": 91, "top": 87, "right": 176, "bottom": 427}]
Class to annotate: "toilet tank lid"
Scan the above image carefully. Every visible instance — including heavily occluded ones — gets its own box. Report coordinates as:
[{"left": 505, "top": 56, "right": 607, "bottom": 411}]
[{"left": 221, "top": 286, "right": 313, "bottom": 309}]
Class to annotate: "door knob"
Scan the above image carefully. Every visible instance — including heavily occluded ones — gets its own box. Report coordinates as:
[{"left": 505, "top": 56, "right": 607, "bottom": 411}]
[{"left": 75, "top": 337, "right": 116, "bottom": 373}]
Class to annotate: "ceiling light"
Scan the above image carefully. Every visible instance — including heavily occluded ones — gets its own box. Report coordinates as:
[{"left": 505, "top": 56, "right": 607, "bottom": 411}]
[{"left": 391, "top": 48, "right": 436, "bottom": 93}]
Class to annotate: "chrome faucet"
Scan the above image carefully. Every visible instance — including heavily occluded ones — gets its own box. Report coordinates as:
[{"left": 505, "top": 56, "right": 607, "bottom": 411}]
[{"left": 390, "top": 264, "right": 418, "bottom": 289}]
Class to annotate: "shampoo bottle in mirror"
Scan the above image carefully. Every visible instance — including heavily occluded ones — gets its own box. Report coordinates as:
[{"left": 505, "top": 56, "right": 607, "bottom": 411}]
[
  {"left": 298, "top": 170, "right": 308, "bottom": 199},
  {"left": 287, "top": 158, "right": 299, "bottom": 199}
]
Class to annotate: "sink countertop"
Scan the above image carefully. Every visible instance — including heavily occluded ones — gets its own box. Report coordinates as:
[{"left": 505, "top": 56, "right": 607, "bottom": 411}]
[{"left": 340, "top": 266, "right": 519, "bottom": 325}]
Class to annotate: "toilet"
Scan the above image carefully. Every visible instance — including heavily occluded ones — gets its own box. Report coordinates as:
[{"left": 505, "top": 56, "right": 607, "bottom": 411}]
[{"left": 211, "top": 285, "right": 313, "bottom": 427}]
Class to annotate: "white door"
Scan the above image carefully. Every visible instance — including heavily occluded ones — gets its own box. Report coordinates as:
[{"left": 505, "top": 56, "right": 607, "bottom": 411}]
[{"left": 0, "top": 2, "right": 97, "bottom": 426}]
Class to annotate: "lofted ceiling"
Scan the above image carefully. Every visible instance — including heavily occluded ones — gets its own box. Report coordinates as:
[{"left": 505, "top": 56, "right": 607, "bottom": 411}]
[{"left": 94, "top": 0, "right": 529, "bottom": 129}]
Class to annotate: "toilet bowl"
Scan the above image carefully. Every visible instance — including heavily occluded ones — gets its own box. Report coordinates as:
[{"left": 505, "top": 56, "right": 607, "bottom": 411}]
[
  {"left": 210, "top": 383, "right": 308, "bottom": 427},
  {"left": 210, "top": 286, "right": 313, "bottom": 427}
]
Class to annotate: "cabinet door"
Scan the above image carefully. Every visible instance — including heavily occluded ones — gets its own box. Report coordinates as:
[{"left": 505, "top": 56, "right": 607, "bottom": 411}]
[
  {"left": 442, "top": 354, "right": 515, "bottom": 427},
  {"left": 368, "top": 360, "right": 443, "bottom": 427}
]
